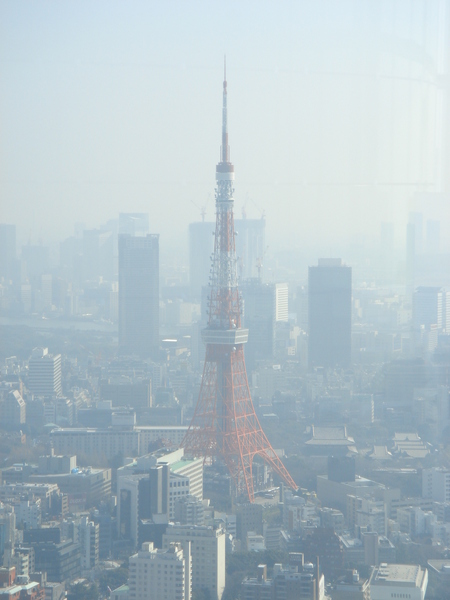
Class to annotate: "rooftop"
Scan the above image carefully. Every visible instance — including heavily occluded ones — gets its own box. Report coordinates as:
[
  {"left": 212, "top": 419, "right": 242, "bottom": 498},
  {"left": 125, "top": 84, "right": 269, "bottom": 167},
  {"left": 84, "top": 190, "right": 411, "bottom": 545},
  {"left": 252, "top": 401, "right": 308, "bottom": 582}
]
[{"left": 371, "top": 563, "right": 425, "bottom": 587}]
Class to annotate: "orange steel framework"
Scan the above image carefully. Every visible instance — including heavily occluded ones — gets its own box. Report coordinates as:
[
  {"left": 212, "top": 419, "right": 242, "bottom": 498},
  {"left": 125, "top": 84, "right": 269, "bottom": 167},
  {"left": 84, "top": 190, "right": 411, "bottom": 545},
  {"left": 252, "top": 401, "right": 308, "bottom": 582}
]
[{"left": 181, "top": 63, "right": 297, "bottom": 502}]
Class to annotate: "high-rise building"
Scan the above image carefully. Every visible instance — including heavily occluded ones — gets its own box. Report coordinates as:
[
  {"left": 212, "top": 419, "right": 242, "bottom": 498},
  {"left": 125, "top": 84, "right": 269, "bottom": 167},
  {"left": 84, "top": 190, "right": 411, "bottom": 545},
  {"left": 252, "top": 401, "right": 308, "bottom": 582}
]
[
  {"left": 308, "top": 259, "right": 352, "bottom": 368},
  {"left": 240, "top": 279, "right": 276, "bottom": 369},
  {"left": 413, "top": 287, "right": 443, "bottom": 330},
  {"left": 128, "top": 541, "right": 191, "bottom": 600},
  {"left": 28, "top": 348, "right": 62, "bottom": 397},
  {"left": 0, "top": 224, "right": 16, "bottom": 281},
  {"left": 119, "top": 234, "right": 159, "bottom": 359},
  {"left": 117, "top": 465, "right": 170, "bottom": 549},
  {"left": 163, "top": 524, "right": 225, "bottom": 600}
]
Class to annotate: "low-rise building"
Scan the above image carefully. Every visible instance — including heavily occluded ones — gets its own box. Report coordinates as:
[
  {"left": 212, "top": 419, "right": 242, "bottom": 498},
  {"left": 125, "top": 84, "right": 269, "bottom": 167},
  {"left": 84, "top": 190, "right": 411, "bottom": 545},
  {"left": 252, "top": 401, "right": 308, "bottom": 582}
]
[{"left": 369, "top": 563, "right": 428, "bottom": 600}]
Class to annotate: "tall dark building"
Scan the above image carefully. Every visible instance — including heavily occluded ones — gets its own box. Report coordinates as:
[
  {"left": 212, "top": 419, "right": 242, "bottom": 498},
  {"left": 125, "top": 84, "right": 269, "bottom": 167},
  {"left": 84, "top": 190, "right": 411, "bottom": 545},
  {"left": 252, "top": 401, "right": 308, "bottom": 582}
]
[
  {"left": 308, "top": 259, "right": 352, "bottom": 368},
  {"left": 119, "top": 234, "right": 159, "bottom": 358}
]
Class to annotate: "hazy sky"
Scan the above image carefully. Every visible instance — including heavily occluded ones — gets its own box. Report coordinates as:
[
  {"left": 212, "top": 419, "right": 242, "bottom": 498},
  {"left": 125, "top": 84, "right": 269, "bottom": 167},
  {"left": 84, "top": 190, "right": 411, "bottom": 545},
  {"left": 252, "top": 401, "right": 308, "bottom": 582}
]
[{"left": 1, "top": 1, "right": 449, "bottom": 254}]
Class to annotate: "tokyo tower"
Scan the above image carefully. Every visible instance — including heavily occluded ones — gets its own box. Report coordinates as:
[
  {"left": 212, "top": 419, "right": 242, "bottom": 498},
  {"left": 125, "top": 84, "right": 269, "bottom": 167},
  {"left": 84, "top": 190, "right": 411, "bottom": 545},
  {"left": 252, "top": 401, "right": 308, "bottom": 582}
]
[{"left": 182, "top": 63, "right": 297, "bottom": 502}]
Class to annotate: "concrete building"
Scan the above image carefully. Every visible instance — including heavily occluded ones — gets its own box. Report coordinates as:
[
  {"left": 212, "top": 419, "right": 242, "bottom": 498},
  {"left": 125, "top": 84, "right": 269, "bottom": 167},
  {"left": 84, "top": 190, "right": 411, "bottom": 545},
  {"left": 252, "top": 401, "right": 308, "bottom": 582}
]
[
  {"left": 117, "top": 465, "right": 170, "bottom": 549},
  {"left": 78, "top": 516, "right": 99, "bottom": 571},
  {"left": 137, "top": 426, "right": 188, "bottom": 450},
  {"left": 13, "top": 499, "right": 41, "bottom": 530},
  {"left": 175, "top": 495, "right": 204, "bottom": 526},
  {"left": 319, "top": 507, "right": 345, "bottom": 535},
  {"left": 119, "top": 234, "right": 159, "bottom": 359},
  {"left": 0, "top": 391, "right": 26, "bottom": 428},
  {"left": 50, "top": 427, "right": 140, "bottom": 460},
  {"left": 242, "top": 555, "right": 325, "bottom": 600},
  {"left": 240, "top": 279, "right": 276, "bottom": 368},
  {"left": 369, "top": 563, "right": 428, "bottom": 600},
  {"left": 117, "top": 449, "right": 203, "bottom": 522},
  {"left": 308, "top": 259, "right": 352, "bottom": 368},
  {"left": 423, "top": 467, "right": 450, "bottom": 503},
  {"left": 32, "top": 540, "right": 81, "bottom": 582},
  {"left": 0, "top": 483, "right": 61, "bottom": 515},
  {"left": 128, "top": 541, "right": 191, "bottom": 600},
  {"left": 100, "top": 380, "right": 152, "bottom": 409},
  {"left": 29, "top": 466, "right": 112, "bottom": 510},
  {"left": 37, "top": 453, "right": 76, "bottom": 475},
  {"left": 332, "top": 569, "right": 370, "bottom": 600},
  {"left": 413, "top": 287, "right": 443, "bottom": 330},
  {"left": 28, "top": 348, "right": 62, "bottom": 398},
  {"left": 43, "top": 582, "right": 65, "bottom": 600},
  {"left": 163, "top": 525, "right": 225, "bottom": 600}
]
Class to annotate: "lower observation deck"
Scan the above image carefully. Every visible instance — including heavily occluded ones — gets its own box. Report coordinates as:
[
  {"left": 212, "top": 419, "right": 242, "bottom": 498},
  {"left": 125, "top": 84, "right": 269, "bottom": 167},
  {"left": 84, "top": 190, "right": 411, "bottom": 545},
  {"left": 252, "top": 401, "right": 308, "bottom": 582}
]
[{"left": 202, "top": 327, "right": 249, "bottom": 345}]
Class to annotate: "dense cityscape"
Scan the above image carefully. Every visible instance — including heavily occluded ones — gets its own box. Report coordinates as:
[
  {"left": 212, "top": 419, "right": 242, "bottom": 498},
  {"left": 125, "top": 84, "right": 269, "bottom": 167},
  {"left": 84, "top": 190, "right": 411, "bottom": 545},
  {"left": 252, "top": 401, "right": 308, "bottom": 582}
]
[{"left": 2, "top": 2, "right": 450, "bottom": 600}]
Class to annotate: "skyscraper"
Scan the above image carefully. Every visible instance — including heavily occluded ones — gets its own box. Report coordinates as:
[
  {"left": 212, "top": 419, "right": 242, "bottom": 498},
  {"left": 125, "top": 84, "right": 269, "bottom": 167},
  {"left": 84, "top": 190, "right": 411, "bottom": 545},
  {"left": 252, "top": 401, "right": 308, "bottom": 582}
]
[
  {"left": 118, "top": 234, "right": 159, "bottom": 359},
  {"left": 308, "top": 259, "right": 352, "bottom": 368}
]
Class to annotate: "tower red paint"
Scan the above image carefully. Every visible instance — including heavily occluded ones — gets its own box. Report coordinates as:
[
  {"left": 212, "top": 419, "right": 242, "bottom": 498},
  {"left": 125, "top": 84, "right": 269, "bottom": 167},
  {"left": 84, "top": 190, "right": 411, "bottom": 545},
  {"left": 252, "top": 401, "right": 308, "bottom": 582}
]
[{"left": 181, "top": 64, "right": 297, "bottom": 502}]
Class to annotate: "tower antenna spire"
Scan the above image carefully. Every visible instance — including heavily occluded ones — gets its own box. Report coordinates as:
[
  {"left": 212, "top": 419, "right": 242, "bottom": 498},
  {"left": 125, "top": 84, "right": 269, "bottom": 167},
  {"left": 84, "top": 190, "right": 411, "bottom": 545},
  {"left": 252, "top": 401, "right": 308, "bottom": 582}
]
[{"left": 221, "top": 56, "right": 229, "bottom": 163}]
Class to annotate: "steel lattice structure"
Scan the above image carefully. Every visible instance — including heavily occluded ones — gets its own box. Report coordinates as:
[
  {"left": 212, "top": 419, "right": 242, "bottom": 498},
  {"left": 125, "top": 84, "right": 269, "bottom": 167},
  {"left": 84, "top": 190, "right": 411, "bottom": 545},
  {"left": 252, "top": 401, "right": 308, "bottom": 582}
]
[{"left": 181, "top": 63, "right": 297, "bottom": 502}]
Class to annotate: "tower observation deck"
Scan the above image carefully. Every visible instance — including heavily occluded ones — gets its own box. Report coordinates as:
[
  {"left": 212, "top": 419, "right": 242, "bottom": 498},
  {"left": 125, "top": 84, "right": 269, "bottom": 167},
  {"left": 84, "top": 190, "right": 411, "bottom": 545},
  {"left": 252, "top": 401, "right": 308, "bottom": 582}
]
[{"left": 181, "top": 63, "right": 297, "bottom": 502}]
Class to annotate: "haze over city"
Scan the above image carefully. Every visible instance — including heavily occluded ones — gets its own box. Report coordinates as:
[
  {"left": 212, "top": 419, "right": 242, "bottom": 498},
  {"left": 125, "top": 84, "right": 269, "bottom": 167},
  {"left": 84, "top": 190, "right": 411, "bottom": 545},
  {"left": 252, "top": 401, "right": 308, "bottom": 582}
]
[
  {"left": 2, "top": 1, "right": 449, "bottom": 267},
  {"left": 1, "top": 2, "right": 450, "bottom": 600}
]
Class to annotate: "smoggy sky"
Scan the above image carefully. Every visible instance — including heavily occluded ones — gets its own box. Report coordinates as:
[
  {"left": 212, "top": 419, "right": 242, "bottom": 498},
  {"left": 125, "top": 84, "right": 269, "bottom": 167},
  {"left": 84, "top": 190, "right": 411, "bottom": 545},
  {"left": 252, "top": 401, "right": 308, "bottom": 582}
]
[{"left": 1, "top": 1, "right": 449, "bottom": 255}]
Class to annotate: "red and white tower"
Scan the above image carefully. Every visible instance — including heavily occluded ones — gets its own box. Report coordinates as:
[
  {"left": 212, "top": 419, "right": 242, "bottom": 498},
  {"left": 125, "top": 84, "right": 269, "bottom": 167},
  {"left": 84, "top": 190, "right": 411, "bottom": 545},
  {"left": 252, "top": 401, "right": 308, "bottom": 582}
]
[{"left": 182, "top": 64, "right": 297, "bottom": 502}]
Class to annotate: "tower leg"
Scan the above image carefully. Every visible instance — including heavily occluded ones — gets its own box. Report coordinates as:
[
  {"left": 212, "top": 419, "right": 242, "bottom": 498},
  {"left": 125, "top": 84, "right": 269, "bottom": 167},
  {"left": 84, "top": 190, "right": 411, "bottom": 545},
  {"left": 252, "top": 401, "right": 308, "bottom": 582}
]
[{"left": 182, "top": 345, "right": 297, "bottom": 502}]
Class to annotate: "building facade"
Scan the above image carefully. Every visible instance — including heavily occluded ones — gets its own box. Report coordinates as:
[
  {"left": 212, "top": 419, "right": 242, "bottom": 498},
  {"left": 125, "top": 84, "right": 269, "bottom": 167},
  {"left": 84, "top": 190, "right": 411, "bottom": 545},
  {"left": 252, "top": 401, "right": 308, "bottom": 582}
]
[
  {"left": 163, "top": 525, "right": 225, "bottom": 600},
  {"left": 119, "top": 234, "right": 159, "bottom": 359},
  {"left": 28, "top": 348, "right": 62, "bottom": 397},
  {"left": 308, "top": 259, "right": 352, "bottom": 368},
  {"left": 128, "top": 541, "right": 191, "bottom": 600}
]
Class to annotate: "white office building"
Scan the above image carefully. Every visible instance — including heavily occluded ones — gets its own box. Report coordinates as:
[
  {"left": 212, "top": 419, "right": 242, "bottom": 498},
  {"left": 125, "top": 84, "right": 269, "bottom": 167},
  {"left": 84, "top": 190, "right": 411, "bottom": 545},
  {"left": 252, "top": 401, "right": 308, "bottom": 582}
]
[
  {"left": 369, "top": 563, "right": 428, "bottom": 600},
  {"left": 28, "top": 347, "right": 62, "bottom": 397},
  {"left": 128, "top": 541, "right": 191, "bottom": 600},
  {"left": 79, "top": 516, "right": 99, "bottom": 571},
  {"left": 163, "top": 524, "right": 225, "bottom": 600}
]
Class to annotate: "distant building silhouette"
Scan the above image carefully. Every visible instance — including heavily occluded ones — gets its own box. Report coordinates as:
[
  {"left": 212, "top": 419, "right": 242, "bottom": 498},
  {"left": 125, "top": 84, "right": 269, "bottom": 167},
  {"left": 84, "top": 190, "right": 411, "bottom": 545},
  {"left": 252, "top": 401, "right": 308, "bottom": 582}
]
[
  {"left": 240, "top": 279, "right": 288, "bottom": 369},
  {"left": 308, "top": 259, "right": 352, "bottom": 368},
  {"left": 118, "top": 234, "right": 159, "bottom": 359},
  {"left": 0, "top": 224, "right": 16, "bottom": 280}
]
